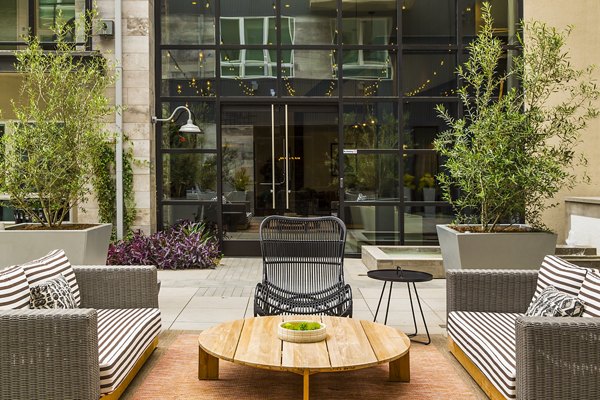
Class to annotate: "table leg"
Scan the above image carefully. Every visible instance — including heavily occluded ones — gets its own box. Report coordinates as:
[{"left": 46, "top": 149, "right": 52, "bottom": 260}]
[
  {"left": 389, "top": 351, "right": 410, "bottom": 382},
  {"left": 198, "top": 346, "right": 219, "bottom": 380},
  {"left": 303, "top": 370, "right": 310, "bottom": 400},
  {"left": 384, "top": 281, "right": 393, "bottom": 325},
  {"left": 373, "top": 281, "right": 387, "bottom": 322},
  {"left": 407, "top": 282, "right": 431, "bottom": 345}
]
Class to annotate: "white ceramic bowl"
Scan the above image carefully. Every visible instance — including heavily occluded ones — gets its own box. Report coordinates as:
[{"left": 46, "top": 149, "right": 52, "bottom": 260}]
[{"left": 277, "top": 320, "right": 327, "bottom": 343}]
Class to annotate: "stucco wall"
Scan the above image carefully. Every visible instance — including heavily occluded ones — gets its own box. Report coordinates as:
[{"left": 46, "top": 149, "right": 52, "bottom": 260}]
[{"left": 524, "top": 0, "right": 600, "bottom": 243}]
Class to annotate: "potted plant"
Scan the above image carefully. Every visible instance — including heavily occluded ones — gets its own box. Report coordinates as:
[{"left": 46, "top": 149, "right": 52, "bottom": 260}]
[
  {"left": 0, "top": 13, "right": 114, "bottom": 267},
  {"left": 434, "top": 3, "right": 599, "bottom": 270},
  {"left": 228, "top": 167, "right": 250, "bottom": 202},
  {"left": 419, "top": 173, "right": 436, "bottom": 214}
]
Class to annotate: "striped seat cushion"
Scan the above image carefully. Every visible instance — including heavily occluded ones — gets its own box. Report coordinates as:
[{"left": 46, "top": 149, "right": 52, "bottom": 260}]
[
  {"left": 448, "top": 311, "right": 519, "bottom": 399},
  {"left": 0, "top": 266, "right": 30, "bottom": 309},
  {"left": 578, "top": 270, "right": 600, "bottom": 318},
  {"left": 97, "top": 308, "right": 161, "bottom": 395},
  {"left": 533, "top": 255, "right": 588, "bottom": 301},
  {"left": 20, "top": 249, "right": 81, "bottom": 307}
]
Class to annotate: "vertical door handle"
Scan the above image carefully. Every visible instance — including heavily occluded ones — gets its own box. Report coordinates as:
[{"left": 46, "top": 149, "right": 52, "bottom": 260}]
[
  {"left": 271, "top": 104, "right": 276, "bottom": 209},
  {"left": 284, "top": 104, "right": 290, "bottom": 209}
]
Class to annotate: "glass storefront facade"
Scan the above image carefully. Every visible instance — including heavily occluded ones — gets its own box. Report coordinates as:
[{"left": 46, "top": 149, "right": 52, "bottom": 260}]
[{"left": 156, "top": 0, "right": 521, "bottom": 255}]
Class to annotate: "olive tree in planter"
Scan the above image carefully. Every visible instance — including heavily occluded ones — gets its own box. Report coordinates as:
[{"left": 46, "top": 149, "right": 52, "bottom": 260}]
[
  {"left": 0, "top": 15, "right": 115, "bottom": 267},
  {"left": 434, "top": 3, "right": 599, "bottom": 270}
]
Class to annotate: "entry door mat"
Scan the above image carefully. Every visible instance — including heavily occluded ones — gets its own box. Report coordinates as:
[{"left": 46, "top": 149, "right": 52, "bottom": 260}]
[{"left": 123, "top": 331, "right": 485, "bottom": 400}]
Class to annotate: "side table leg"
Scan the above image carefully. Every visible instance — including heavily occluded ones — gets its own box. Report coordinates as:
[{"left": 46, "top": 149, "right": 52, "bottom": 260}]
[
  {"left": 389, "top": 351, "right": 410, "bottom": 382},
  {"left": 303, "top": 370, "right": 310, "bottom": 400},
  {"left": 373, "top": 281, "right": 387, "bottom": 322},
  {"left": 198, "top": 346, "right": 219, "bottom": 380},
  {"left": 384, "top": 281, "right": 393, "bottom": 325}
]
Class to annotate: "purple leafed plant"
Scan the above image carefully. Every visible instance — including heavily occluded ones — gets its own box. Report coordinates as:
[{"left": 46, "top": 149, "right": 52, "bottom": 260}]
[{"left": 107, "top": 220, "right": 222, "bottom": 269}]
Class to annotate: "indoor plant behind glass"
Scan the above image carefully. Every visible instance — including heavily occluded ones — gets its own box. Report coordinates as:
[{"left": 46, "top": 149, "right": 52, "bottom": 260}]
[
  {"left": 0, "top": 12, "right": 115, "bottom": 267},
  {"left": 434, "top": 3, "right": 599, "bottom": 270}
]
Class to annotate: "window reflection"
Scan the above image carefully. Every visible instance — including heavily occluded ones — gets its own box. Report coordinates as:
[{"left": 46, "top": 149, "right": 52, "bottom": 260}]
[
  {"left": 161, "top": 50, "right": 216, "bottom": 97},
  {"left": 161, "top": 102, "right": 216, "bottom": 149},
  {"left": 460, "top": 0, "right": 518, "bottom": 44},
  {"left": 403, "top": 53, "right": 456, "bottom": 97},
  {"left": 0, "top": 0, "right": 28, "bottom": 43},
  {"left": 281, "top": 0, "right": 336, "bottom": 45},
  {"left": 343, "top": 153, "right": 399, "bottom": 200},
  {"left": 341, "top": 0, "right": 397, "bottom": 45},
  {"left": 402, "top": 0, "right": 456, "bottom": 44},
  {"left": 161, "top": 0, "right": 215, "bottom": 45}
]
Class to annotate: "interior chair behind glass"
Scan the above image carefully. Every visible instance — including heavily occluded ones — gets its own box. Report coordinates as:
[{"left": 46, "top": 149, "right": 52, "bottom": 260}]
[{"left": 254, "top": 215, "right": 352, "bottom": 317}]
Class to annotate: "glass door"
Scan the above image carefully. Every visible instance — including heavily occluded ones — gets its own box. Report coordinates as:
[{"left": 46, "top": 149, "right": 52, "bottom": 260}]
[{"left": 221, "top": 103, "right": 339, "bottom": 253}]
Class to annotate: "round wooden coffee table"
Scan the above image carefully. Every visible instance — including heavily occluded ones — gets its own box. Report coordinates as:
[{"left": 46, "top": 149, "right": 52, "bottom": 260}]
[{"left": 198, "top": 316, "right": 410, "bottom": 400}]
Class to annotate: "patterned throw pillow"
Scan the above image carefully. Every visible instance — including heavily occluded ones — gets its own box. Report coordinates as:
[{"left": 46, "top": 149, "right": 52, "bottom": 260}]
[
  {"left": 578, "top": 270, "right": 600, "bottom": 318},
  {"left": 526, "top": 285, "right": 585, "bottom": 317},
  {"left": 532, "top": 255, "right": 589, "bottom": 301},
  {"left": 21, "top": 249, "right": 81, "bottom": 307},
  {"left": 29, "top": 275, "right": 77, "bottom": 309}
]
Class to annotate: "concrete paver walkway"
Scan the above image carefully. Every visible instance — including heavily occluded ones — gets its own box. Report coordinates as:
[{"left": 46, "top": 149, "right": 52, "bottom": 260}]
[{"left": 158, "top": 257, "right": 447, "bottom": 336}]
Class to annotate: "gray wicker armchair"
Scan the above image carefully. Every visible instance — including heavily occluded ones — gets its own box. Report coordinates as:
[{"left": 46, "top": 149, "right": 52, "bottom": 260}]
[
  {"left": 0, "top": 265, "right": 160, "bottom": 400},
  {"left": 254, "top": 216, "right": 352, "bottom": 317},
  {"left": 447, "top": 269, "right": 600, "bottom": 400}
]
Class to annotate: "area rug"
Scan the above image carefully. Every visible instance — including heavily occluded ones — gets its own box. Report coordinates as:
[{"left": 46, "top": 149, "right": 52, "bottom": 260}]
[{"left": 123, "top": 331, "right": 484, "bottom": 400}]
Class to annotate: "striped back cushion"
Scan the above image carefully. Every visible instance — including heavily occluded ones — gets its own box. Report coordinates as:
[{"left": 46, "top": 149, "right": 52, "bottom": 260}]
[
  {"left": 533, "top": 255, "right": 588, "bottom": 301},
  {"left": 0, "top": 266, "right": 30, "bottom": 309},
  {"left": 21, "top": 249, "right": 80, "bottom": 307},
  {"left": 579, "top": 271, "right": 600, "bottom": 318}
]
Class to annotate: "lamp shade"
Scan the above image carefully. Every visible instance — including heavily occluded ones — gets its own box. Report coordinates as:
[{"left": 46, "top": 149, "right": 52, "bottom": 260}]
[{"left": 179, "top": 120, "right": 203, "bottom": 134}]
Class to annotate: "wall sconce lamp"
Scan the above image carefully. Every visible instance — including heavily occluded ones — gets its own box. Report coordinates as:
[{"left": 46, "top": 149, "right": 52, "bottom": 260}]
[{"left": 151, "top": 106, "right": 203, "bottom": 133}]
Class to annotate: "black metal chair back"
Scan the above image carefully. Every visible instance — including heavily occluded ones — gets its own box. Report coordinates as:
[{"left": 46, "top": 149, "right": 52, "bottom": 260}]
[{"left": 259, "top": 215, "right": 347, "bottom": 297}]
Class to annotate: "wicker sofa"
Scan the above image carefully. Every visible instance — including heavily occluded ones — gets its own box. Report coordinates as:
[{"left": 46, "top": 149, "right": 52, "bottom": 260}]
[
  {"left": 447, "top": 259, "right": 600, "bottom": 400},
  {"left": 0, "top": 259, "right": 161, "bottom": 400}
]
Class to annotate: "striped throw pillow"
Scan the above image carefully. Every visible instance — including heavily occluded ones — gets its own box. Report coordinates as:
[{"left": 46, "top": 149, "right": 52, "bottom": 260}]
[
  {"left": 0, "top": 265, "right": 31, "bottom": 309},
  {"left": 533, "top": 255, "right": 588, "bottom": 301},
  {"left": 21, "top": 249, "right": 80, "bottom": 307},
  {"left": 578, "top": 270, "right": 600, "bottom": 318}
]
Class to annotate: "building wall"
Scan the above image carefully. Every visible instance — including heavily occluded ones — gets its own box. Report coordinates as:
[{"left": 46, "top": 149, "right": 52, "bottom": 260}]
[
  {"left": 525, "top": 0, "right": 600, "bottom": 243},
  {"left": 78, "top": 0, "right": 155, "bottom": 234}
]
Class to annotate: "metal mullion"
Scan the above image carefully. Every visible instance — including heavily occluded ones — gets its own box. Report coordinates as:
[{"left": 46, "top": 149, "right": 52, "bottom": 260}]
[
  {"left": 342, "top": 96, "right": 400, "bottom": 102},
  {"left": 159, "top": 97, "right": 217, "bottom": 102},
  {"left": 276, "top": 0, "right": 281, "bottom": 98},
  {"left": 344, "top": 201, "right": 402, "bottom": 207},
  {"left": 29, "top": 0, "right": 35, "bottom": 38},
  {"left": 337, "top": 0, "right": 344, "bottom": 221},
  {"left": 215, "top": 0, "right": 223, "bottom": 243},
  {"left": 155, "top": 0, "right": 164, "bottom": 229},
  {"left": 160, "top": 44, "right": 218, "bottom": 51},
  {"left": 397, "top": 0, "right": 404, "bottom": 244},
  {"left": 402, "top": 44, "right": 459, "bottom": 51},
  {"left": 354, "top": 148, "right": 400, "bottom": 155},
  {"left": 279, "top": 44, "right": 345, "bottom": 51},
  {"left": 219, "top": 44, "right": 276, "bottom": 50},
  {"left": 403, "top": 96, "right": 460, "bottom": 103},
  {"left": 162, "top": 148, "right": 218, "bottom": 154}
]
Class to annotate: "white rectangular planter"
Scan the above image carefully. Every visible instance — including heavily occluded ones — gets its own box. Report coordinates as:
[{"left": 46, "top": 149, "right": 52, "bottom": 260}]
[
  {"left": 0, "top": 223, "right": 112, "bottom": 268},
  {"left": 437, "top": 224, "right": 557, "bottom": 270}
]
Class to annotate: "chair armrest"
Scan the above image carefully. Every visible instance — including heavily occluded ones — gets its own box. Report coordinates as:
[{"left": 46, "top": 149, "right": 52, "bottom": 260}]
[
  {"left": 74, "top": 265, "right": 159, "bottom": 309},
  {"left": 447, "top": 269, "right": 538, "bottom": 315},
  {"left": 0, "top": 309, "right": 100, "bottom": 400},
  {"left": 515, "top": 316, "right": 600, "bottom": 400}
]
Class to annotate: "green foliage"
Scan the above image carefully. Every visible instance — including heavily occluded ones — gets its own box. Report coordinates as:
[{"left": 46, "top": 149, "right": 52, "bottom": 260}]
[
  {"left": 281, "top": 321, "right": 322, "bottom": 331},
  {"left": 435, "top": 3, "right": 599, "bottom": 232},
  {"left": 418, "top": 173, "right": 435, "bottom": 190},
  {"left": 0, "top": 11, "right": 116, "bottom": 227},
  {"left": 92, "top": 139, "right": 137, "bottom": 241},
  {"left": 403, "top": 173, "right": 416, "bottom": 190},
  {"left": 231, "top": 167, "right": 250, "bottom": 191}
]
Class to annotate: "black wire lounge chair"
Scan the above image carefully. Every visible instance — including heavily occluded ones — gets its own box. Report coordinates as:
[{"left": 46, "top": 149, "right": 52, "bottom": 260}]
[{"left": 254, "top": 215, "right": 353, "bottom": 317}]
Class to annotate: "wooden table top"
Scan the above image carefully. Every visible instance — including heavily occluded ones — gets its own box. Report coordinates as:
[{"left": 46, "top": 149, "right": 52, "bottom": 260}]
[{"left": 198, "top": 315, "right": 410, "bottom": 374}]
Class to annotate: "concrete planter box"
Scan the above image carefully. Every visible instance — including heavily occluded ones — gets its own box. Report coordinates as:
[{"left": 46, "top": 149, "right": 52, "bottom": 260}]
[
  {"left": 437, "top": 224, "right": 557, "bottom": 270},
  {"left": 0, "top": 223, "right": 112, "bottom": 268}
]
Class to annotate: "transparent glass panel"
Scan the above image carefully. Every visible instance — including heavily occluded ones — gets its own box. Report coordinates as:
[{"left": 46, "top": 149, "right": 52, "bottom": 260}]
[
  {"left": 402, "top": 0, "right": 456, "bottom": 44},
  {"left": 161, "top": 102, "right": 216, "bottom": 149},
  {"left": 343, "top": 153, "right": 399, "bottom": 200},
  {"left": 163, "top": 204, "right": 218, "bottom": 227},
  {"left": 161, "top": 0, "right": 215, "bottom": 45},
  {"left": 342, "top": 0, "right": 397, "bottom": 45},
  {"left": 403, "top": 102, "right": 458, "bottom": 149},
  {"left": 162, "top": 153, "right": 218, "bottom": 199},
  {"left": 0, "top": 0, "right": 28, "bottom": 44},
  {"left": 405, "top": 206, "right": 454, "bottom": 245},
  {"left": 220, "top": 62, "right": 276, "bottom": 96},
  {"left": 403, "top": 52, "right": 456, "bottom": 97},
  {"left": 344, "top": 205, "right": 401, "bottom": 253},
  {"left": 341, "top": 49, "right": 397, "bottom": 96},
  {"left": 161, "top": 50, "right": 216, "bottom": 97},
  {"left": 343, "top": 103, "right": 398, "bottom": 149},
  {"left": 460, "top": 0, "right": 518, "bottom": 44},
  {"left": 282, "top": 49, "right": 337, "bottom": 97},
  {"left": 36, "top": 0, "right": 84, "bottom": 43},
  {"left": 281, "top": 0, "right": 336, "bottom": 45},
  {"left": 403, "top": 151, "right": 442, "bottom": 196}
]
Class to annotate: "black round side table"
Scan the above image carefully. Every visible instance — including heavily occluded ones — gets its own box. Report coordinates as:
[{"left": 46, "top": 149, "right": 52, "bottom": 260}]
[{"left": 367, "top": 267, "right": 433, "bottom": 345}]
